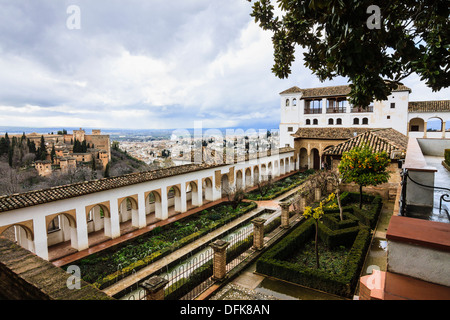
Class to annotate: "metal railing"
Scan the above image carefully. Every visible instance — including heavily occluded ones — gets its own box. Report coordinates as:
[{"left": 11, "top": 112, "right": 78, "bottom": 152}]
[{"left": 400, "top": 169, "right": 450, "bottom": 219}]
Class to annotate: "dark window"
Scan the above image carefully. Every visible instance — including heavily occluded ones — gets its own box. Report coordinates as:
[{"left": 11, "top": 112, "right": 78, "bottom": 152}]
[
  {"left": 353, "top": 118, "right": 360, "bottom": 125},
  {"left": 410, "top": 125, "right": 419, "bottom": 132},
  {"left": 336, "top": 118, "right": 342, "bottom": 125},
  {"left": 328, "top": 118, "right": 334, "bottom": 125},
  {"left": 387, "top": 115, "right": 391, "bottom": 119},
  {"left": 306, "top": 119, "right": 311, "bottom": 125},
  {"left": 390, "top": 103, "right": 395, "bottom": 109},
  {"left": 286, "top": 99, "right": 290, "bottom": 107},
  {"left": 48, "top": 217, "right": 60, "bottom": 233},
  {"left": 313, "top": 119, "right": 318, "bottom": 125},
  {"left": 287, "top": 127, "right": 293, "bottom": 132},
  {"left": 362, "top": 118, "right": 369, "bottom": 125}
]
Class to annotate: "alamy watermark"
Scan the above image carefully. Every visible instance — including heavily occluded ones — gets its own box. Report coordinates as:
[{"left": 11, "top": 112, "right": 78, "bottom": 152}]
[
  {"left": 66, "top": 5, "right": 81, "bottom": 30},
  {"left": 66, "top": 265, "right": 81, "bottom": 289},
  {"left": 366, "top": 5, "right": 381, "bottom": 30}
]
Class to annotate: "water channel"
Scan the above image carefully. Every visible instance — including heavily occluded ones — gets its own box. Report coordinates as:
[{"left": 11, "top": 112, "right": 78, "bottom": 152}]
[{"left": 118, "top": 209, "right": 277, "bottom": 300}]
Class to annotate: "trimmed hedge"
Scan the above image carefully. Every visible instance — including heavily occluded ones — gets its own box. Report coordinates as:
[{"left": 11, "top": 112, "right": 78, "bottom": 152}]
[
  {"left": 256, "top": 199, "right": 373, "bottom": 298},
  {"left": 445, "top": 149, "right": 450, "bottom": 166},
  {"left": 329, "top": 192, "right": 383, "bottom": 229},
  {"left": 322, "top": 212, "right": 359, "bottom": 231}
]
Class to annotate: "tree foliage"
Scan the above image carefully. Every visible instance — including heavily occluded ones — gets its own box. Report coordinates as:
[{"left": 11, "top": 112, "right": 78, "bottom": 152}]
[
  {"left": 338, "top": 145, "right": 390, "bottom": 207},
  {"left": 249, "top": 0, "right": 449, "bottom": 107}
]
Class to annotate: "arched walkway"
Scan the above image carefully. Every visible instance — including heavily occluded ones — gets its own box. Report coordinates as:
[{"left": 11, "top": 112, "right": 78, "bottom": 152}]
[
  {"left": 47, "top": 213, "right": 77, "bottom": 250},
  {"left": 203, "top": 177, "right": 214, "bottom": 202},
  {"left": 310, "top": 148, "right": 320, "bottom": 170},
  {"left": 0, "top": 224, "right": 34, "bottom": 252},
  {"left": 245, "top": 168, "right": 252, "bottom": 189},
  {"left": 221, "top": 174, "right": 230, "bottom": 197},
  {"left": 146, "top": 191, "right": 162, "bottom": 224},
  {"left": 236, "top": 170, "right": 243, "bottom": 191}
]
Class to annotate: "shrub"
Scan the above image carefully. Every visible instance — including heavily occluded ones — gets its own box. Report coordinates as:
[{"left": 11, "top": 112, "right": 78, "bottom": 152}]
[{"left": 445, "top": 149, "right": 450, "bottom": 166}]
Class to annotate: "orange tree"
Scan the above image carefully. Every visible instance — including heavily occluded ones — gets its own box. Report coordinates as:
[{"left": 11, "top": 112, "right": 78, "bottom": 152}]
[{"left": 338, "top": 145, "right": 390, "bottom": 208}]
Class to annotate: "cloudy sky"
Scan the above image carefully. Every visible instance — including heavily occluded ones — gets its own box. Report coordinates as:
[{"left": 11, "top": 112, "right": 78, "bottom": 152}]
[{"left": 0, "top": 0, "right": 448, "bottom": 131}]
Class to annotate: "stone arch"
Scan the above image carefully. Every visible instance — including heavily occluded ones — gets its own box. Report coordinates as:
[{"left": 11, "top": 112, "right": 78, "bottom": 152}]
[
  {"left": 46, "top": 212, "right": 78, "bottom": 250},
  {"left": 118, "top": 196, "right": 138, "bottom": 224},
  {"left": 310, "top": 148, "right": 320, "bottom": 170},
  {"left": 284, "top": 157, "right": 290, "bottom": 173},
  {"left": 362, "top": 117, "right": 369, "bottom": 125},
  {"left": 427, "top": 116, "right": 444, "bottom": 132},
  {"left": 336, "top": 118, "right": 342, "bottom": 125},
  {"left": 253, "top": 165, "right": 260, "bottom": 185},
  {"left": 261, "top": 163, "right": 267, "bottom": 181},
  {"left": 267, "top": 162, "right": 273, "bottom": 179},
  {"left": 0, "top": 223, "right": 34, "bottom": 241},
  {"left": 328, "top": 118, "right": 334, "bottom": 125},
  {"left": 221, "top": 174, "right": 230, "bottom": 197},
  {"left": 409, "top": 117, "right": 425, "bottom": 132},
  {"left": 353, "top": 118, "right": 360, "bottom": 125},
  {"left": 146, "top": 190, "right": 162, "bottom": 222},
  {"left": 167, "top": 185, "right": 182, "bottom": 213},
  {"left": 274, "top": 160, "right": 279, "bottom": 177},
  {"left": 245, "top": 167, "right": 252, "bottom": 188},
  {"left": 299, "top": 148, "right": 308, "bottom": 169},
  {"left": 86, "top": 203, "right": 111, "bottom": 237},
  {"left": 186, "top": 180, "right": 200, "bottom": 207},
  {"left": 203, "top": 177, "right": 213, "bottom": 202},
  {"left": 279, "top": 158, "right": 285, "bottom": 175},
  {"left": 0, "top": 224, "right": 34, "bottom": 252},
  {"left": 235, "top": 170, "right": 243, "bottom": 191}
]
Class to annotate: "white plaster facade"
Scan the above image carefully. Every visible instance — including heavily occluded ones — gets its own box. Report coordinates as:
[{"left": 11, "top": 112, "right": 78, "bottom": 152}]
[
  {"left": 0, "top": 151, "right": 294, "bottom": 261},
  {"left": 279, "top": 85, "right": 449, "bottom": 148}
]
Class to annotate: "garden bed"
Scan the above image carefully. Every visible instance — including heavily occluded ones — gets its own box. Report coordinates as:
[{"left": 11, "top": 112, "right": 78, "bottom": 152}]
[
  {"left": 256, "top": 193, "right": 377, "bottom": 298},
  {"left": 64, "top": 200, "right": 257, "bottom": 289},
  {"left": 245, "top": 169, "right": 315, "bottom": 201}
]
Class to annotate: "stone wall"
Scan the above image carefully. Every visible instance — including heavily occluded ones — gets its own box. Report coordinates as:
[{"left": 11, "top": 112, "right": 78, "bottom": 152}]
[{"left": 0, "top": 238, "right": 113, "bottom": 300}]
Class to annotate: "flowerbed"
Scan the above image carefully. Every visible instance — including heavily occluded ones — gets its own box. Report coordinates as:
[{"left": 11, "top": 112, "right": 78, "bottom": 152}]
[
  {"left": 245, "top": 169, "right": 315, "bottom": 201},
  {"left": 65, "top": 201, "right": 256, "bottom": 289}
]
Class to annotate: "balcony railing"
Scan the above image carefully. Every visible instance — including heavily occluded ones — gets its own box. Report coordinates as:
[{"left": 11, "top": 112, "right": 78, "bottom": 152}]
[
  {"left": 326, "top": 107, "right": 346, "bottom": 114},
  {"left": 304, "top": 108, "right": 322, "bottom": 114},
  {"left": 351, "top": 106, "right": 373, "bottom": 113}
]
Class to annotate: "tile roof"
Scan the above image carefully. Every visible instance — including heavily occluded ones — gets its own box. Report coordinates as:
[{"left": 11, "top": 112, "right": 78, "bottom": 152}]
[
  {"left": 279, "top": 86, "right": 303, "bottom": 95},
  {"left": 0, "top": 148, "right": 293, "bottom": 213},
  {"left": 280, "top": 84, "right": 411, "bottom": 98},
  {"left": 408, "top": 100, "right": 450, "bottom": 113},
  {"left": 292, "top": 127, "right": 371, "bottom": 140},
  {"left": 323, "top": 128, "right": 408, "bottom": 157}
]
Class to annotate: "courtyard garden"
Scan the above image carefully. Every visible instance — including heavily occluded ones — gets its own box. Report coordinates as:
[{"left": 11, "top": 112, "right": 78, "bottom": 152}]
[{"left": 256, "top": 191, "right": 382, "bottom": 298}]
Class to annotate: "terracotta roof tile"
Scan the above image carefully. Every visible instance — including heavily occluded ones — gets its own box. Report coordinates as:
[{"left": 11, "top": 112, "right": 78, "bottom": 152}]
[
  {"left": 292, "top": 127, "right": 371, "bottom": 140},
  {"left": 280, "top": 84, "right": 411, "bottom": 99},
  {"left": 408, "top": 100, "right": 450, "bottom": 113},
  {"left": 323, "top": 128, "right": 408, "bottom": 156},
  {"left": 0, "top": 148, "right": 293, "bottom": 213}
]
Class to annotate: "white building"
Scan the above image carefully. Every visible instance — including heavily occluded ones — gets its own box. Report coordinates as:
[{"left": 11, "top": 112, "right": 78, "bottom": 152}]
[{"left": 279, "top": 84, "right": 449, "bottom": 148}]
